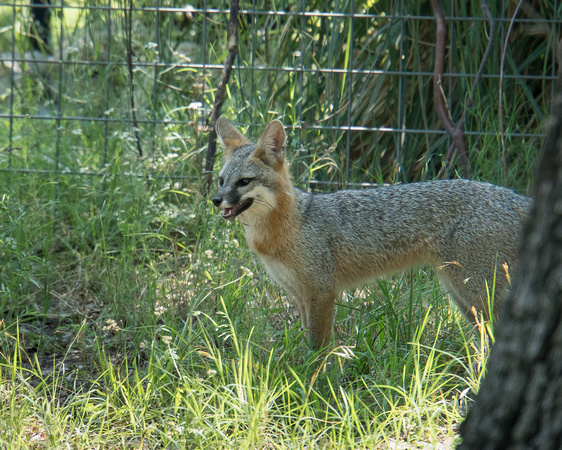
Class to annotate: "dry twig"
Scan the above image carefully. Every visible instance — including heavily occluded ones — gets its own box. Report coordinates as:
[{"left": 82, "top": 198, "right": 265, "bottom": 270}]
[
  {"left": 125, "top": 0, "right": 143, "bottom": 158},
  {"left": 432, "top": 0, "right": 495, "bottom": 179},
  {"left": 204, "top": 1, "right": 240, "bottom": 194}
]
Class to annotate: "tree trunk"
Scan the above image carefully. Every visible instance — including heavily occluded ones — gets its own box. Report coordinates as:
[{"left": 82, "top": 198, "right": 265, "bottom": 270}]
[
  {"left": 30, "top": 0, "right": 52, "bottom": 54},
  {"left": 457, "top": 70, "right": 562, "bottom": 447}
]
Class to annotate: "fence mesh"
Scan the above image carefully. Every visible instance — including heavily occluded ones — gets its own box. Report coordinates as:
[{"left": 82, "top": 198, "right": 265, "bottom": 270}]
[{"left": 0, "top": 1, "right": 560, "bottom": 188}]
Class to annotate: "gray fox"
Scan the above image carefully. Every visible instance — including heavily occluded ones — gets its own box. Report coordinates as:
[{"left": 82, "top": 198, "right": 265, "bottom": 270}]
[{"left": 212, "top": 117, "right": 532, "bottom": 349}]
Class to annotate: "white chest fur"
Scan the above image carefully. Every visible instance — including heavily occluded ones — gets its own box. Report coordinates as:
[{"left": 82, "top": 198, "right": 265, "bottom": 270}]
[{"left": 260, "top": 256, "right": 300, "bottom": 296}]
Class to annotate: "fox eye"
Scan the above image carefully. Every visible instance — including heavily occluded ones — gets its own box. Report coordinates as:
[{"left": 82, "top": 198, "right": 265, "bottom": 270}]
[
  {"left": 236, "top": 178, "right": 253, "bottom": 187},
  {"left": 218, "top": 177, "right": 224, "bottom": 187}
]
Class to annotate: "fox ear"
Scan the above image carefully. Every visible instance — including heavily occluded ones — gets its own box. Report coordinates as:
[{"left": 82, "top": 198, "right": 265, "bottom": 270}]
[
  {"left": 254, "top": 120, "right": 286, "bottom": 167},
  {"left": 215, "top": 117, "right": 251, "bottom": 158}
]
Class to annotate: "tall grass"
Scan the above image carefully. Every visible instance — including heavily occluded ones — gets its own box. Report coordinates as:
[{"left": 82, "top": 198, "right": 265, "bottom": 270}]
[
  {"left": 0, "top": 0, "right": 545, "bottom": 447},
  {"left": 0, "top": 293, "right": 489, "bottom": 447}
]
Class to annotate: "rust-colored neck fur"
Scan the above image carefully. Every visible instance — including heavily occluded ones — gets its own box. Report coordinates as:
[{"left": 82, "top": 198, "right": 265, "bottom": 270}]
[{"left": 250, "top": 169, "right": 296, "bottom": 259}]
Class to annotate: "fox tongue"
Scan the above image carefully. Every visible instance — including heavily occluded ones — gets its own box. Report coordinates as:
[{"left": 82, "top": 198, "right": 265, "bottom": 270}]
[{"left": 223, "top": 207, "right": 237, "bottom": 219}]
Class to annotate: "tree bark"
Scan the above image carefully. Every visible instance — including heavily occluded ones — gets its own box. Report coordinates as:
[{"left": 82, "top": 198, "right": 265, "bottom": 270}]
[
  {"left": 30, "top": 0, "right": 52, "bottom": 54},
  {"left": 457, "top": 68, "right": 562, "bottom": 448}
]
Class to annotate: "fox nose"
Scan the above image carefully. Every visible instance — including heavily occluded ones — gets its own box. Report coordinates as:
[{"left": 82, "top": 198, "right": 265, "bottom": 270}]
[{"left": 212, "top": 195, "right": 223, "bottom": 207}]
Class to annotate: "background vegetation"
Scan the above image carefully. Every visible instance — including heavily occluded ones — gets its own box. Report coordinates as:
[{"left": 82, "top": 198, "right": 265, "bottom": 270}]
[{"left": 0, "top": 0, "right": 557, "bottom": 447}]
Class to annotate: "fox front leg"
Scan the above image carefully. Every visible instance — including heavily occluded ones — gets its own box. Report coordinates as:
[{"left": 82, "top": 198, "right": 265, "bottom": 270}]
[{"left": 300, "top": 294, "right": 336, "bottom": 350}]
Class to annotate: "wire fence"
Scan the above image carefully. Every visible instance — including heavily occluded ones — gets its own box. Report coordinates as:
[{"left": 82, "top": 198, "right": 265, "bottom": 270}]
[{"left": 0, "top": 1, "right": 560, "bottom": 188}]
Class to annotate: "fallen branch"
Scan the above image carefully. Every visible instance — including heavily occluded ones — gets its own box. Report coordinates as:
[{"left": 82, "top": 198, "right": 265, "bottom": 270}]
[
  {"left": 432, "top": 0, "right": 495, "bottom": 179},
  {"left": 204, "top": 0, "right": 239, "bottom": 195}
]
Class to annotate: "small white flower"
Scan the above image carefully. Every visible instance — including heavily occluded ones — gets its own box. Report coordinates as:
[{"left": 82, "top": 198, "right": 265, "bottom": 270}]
[
  {"left": 102, "top": 319, "right": 121, "bottom": 333},
  {"left": 240, "top": 266, "right": 254, "bottom": 278},
  {"left": 154, "top": 303, "right": 168, "bottom": 316}
]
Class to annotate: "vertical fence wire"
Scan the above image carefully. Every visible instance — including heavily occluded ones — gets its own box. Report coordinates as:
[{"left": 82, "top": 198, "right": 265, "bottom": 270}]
[
  {"left": 7, "top": 2, "right": 15, "bottom": 173},
  {"left": 202, "top": 0, "right": 208, "bottom": 134},
  {"left": 396, "top": 0, "right": 405, "bottom": 181},
  {"left": 102, "top": 0, "right": 112, "bottom": 172},
  {"left": 249, "top": 0, "right": 256, "bottom": 123},
  {"left": 296, "top": 0, "right": 306, "bottom": 183},
  {"left": 550, "top": 0, "right": 562, "bottom": 109},
  {"left": 54, "top": 0, "right": 64, "bottom": 175},
  {"left": 152, "top": 0, "right": 161, "bottom": 154},
  {"left": 447, "top": 0, "right": 455, "bottom": 167},
  {"left": 344, "top": 0, "right": 355, "bottom": 187}
]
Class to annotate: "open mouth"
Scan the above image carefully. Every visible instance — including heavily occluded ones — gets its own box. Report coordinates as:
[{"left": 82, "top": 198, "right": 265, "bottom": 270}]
[{"left": 222, "top": 198, "right": 253, "bottom": 220}]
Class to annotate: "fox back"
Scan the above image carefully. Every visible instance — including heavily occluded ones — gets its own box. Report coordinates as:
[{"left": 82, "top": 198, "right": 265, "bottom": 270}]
[{"left": 212, "top": 117, "right": 532, "bottom": 349}]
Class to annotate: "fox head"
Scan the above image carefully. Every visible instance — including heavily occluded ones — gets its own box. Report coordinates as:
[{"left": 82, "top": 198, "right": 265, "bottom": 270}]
[{"left": 212, "top": 117, "right": 292, "bottom": 221}]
